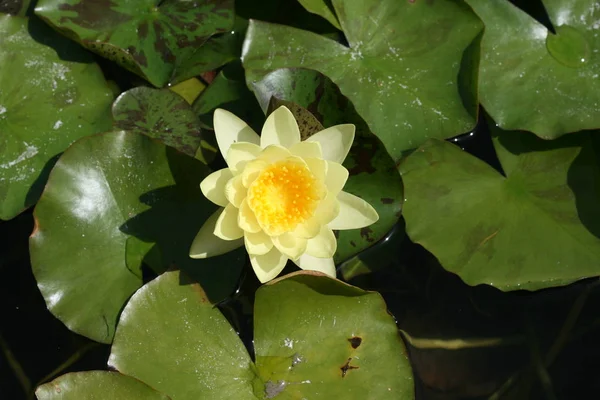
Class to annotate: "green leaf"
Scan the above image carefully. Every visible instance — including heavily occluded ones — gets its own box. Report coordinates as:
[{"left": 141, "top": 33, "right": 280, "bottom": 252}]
[
  {"left": 399, "top": 128, "right": 600, "bottom": 291},
  {"left": 109, "top": 270, "right": 413, "bottom": 399},
  {"left": 253, "top": 69, "right": 403, "bottom": 263},
  {"left": 0, "top": 15, "right": 113, "bottom": 221},
  {"left": 35, "top": 371, "right": 170, "bottom": 399},
  {"left": 30, "top": 131, "right": 242, "bottom": 343},
  {"left": 34, "top": 0, "right": 234, "bottom": 87},
  {"left": 242, "top": 0, "right": 482, "bottom": 160},
  {"left": 297, "top": 0, "right": 341, "bottom": 30},
  {"left": 465, "top": 0, "right": 600, "bottom": 137},
  {"left": 112, "top": 86, "right": 205, "bottom": 159}
]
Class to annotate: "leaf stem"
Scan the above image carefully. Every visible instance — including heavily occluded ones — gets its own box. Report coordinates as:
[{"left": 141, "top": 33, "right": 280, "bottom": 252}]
[{"left": 0, "top": 330, "right": 32, "bottom": 397}]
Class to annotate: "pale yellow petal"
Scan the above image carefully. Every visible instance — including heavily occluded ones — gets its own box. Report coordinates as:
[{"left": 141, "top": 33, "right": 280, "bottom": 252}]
[
  {"left": 226, "top": 142, "right": 261, "bottom": 174},
  {"left": 289, "top": 141, "right": 322, "bottom": 159},
  {"left": 261, "top": 106, "right": 300, "bottom": 149},
  {"left": 305, "top": 226, "right": 337, "bottom": 258},
  {"left": 238, "top": 198, "right": 261, "bottom": 233},
  {"left": 293, "top": 254, "right": 336, "bottom": 278},
  {"left": 328, "top": 191, "right": 379, "bottom": 230},
  {"left": 199, "top": 168, "right": 232, "bottom": 207},
  {"left": 272, "top": 233, "right": 308, "bottom": 260},
  {"left": 213, "top": 203, "right": 244, "bottom": 240},
  {"left": 244, "top": 230, "right": 273, "bottom": 255},
  {"left": 214, "top": 108, "right": 260, "bottom": 158},
  {"left": 225, "top": 175, "right": 246, "bottom": 208},
  {"left": 242, "top": 159, "right": 269, "bottom": 188},
  {"left": 324, "top": 161, "right": 349, "bottom": 195},
  {"left": 315, "top": 193, "right": 340, "bottom": 225},
  {"left": 258, "top": 145, "right": 291, "bottom": 163},
  {"left": 190, "top": 208, "right": 243, "bottom": 258},
  {"left": 304, "top": 157, "right": 327, "bottom": 182},
  {"left": 307, "top": 124, "right": 355, "bottom": 163},
  {"left": 250, "top": 247, "right": 288, "bottom": 283},
  {"left": 292, "top": 217, "right": 322, "bottom": 239}
]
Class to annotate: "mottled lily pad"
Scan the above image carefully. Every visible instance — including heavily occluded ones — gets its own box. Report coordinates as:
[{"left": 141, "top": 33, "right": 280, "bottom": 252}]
[
  {"left": 0, "top": 15, "right": 113, "bottom": 220},
  {"left": 242, "top": 0, "right": 483, "bottom": 160},
  {"left": 35, "top": 0, "right": 235, "bottom": 87}
]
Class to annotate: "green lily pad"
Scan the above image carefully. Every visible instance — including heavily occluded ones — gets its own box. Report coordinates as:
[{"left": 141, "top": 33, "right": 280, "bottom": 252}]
[
  {"left": 109, "top": 270, "right": 413, "bottom": 399},
  {"left": 30, "top": 131, "right": 242, "bottom": 343},
  {"left": 465, "top": 0, "right": 600, "bottom": 137},
  {"left": 112, "top": 86, "right": 205, "bottom": 159},
  {"left": 253, "top": 69, "right": 403, "bottom": 263},
  {"left": 242, "top": 0, "right": 482, "bottom": 160},
  {"left": 35, "top": 371, "right": 170, "bottom": 399},
  {"left": 34, "top": 0, "right": 234, "bottom": 87},
  {"left": 297, "top": 0, "right": 341, "bottom": 29},
  {"left": 0, "top": 15, "right": 113, "bottom": 221},
  {"left": 399, "top": 127, "right": 600, "bottom": 291}
]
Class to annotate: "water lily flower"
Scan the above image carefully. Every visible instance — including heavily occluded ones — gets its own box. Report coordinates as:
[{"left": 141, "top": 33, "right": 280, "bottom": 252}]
[{"left": 189, "top": 106, "right": 379, "bottom": 283}]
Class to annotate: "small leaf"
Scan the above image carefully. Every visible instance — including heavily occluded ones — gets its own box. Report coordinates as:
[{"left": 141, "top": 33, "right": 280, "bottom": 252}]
[{"left": 297, "top": 0, "right": 341, "bottom": 29}]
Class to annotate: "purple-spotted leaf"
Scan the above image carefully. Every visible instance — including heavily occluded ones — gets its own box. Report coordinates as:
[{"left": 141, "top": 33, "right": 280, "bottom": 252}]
[{"left": 34, "top": 0, "right": 234, "bottom": 87}]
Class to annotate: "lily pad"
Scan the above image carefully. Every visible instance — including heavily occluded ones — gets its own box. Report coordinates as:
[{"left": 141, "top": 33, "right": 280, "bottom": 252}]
[
  {"left": 297, "top": 0, "right": 341, "bottom": 29},
  {"left": 399, "top": 127, "right": 600, "bottom": 291},
  {"left": 112, "top": 86, "right": 205, "bottom": 159},
  {"left": 465, "top": 0, "right": 600, "bottom": 137},
  {"left": 109, "top": 270, "right": 414, "bottom": 399},
  {"left": 0, "top": 15, "right": 113, "bottom": 221},
  {"left": 30, "top": 131, "right": 242, "bottom": 343},
  {"left": 253, "top": 69, "right": 403, "bottom": 263},
  {"left": 35, "top": 371, "right": 170, "bottom": 399},
  {"left": 242, "top": 0, "right": 482, "bottom": 160},
  {"left": 34, "top": 0, "right": 235, "bottom": 87}
]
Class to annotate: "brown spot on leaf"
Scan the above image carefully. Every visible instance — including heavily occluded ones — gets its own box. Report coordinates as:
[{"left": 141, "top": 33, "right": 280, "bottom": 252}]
[
  {"left": 340, "top": 357, "right": 359, "bottom": 377},
  {"left": 381, "top": 197, "right": 394, "bottom": 204},
  {"left": 348, "top": 337, "right": 362, "bottom": 349},
  {"left": 360, "top": 227, "right": 375, "bottom": 243},
  {"left": 350, "top": 240, "right": 356, "bottom": 247}
]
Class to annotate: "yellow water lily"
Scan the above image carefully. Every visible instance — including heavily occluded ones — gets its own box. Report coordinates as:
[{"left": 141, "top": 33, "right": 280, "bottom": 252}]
[{"left": 189, "top": 106, "right": 379, "bottom": 283}]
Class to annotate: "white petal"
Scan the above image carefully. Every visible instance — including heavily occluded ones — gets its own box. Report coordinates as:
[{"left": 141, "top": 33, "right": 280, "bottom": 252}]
[
  {"left": 225, "top": 175, "right": 246, "bottom": 208},
  {"left": 258, "top": 145, "right": 291, "bottom": 163},
  {"left": 292, "top": 217, "right": 322, "bottom": 239},
  {"left": 242, "top": 158, "right": 269, "bottom": 188},
  {"left": 214, "top": 108, "right": 260, "bottom": 158},
  {"left": 238, "top": 198, "right": 261, "bottom": 233},
  {"left": 304, "top": 157, "right": 327, "bottom": 182},
  {"left": 272, "top": 233, "right": 308, "bottom": 260},
  {"left": 189, "top": 208, "right": 243, "bottom": 258},
  {"left": 325, "top": 161, "right": 349, "bottom": 195},
  {"left": 250, "top": 247, "right": 288, "bottom": 283},
  {"left": 261, "top": 106, "right": 300, "bottom": 149},
  {"left": 315, "top": 193, "right": 340, "bottom": 225},
  {"left": 328, "top": 191, "right": 379, "bottom": 230},
  {"left": 214, "top": 203, "right": 244, "bottom": 240},
  {"left": 306, "top": 226, "right": 337, "bottom": 258},
  {"left": 199, "top": 168, "right": 232, "bottom": 207},
  {"left": 307, "top": 124, "right": 355, "bottom": 163},
  {"left": 289, "top": 141, "right": 322, "bottom": 159},
  {"left": 226, "top": 142, "right": 261, "bottom": 174},
  {"left": 244, "top": 230, "right": 273, "bottom": 255},
  {"left": 293, "top": 254, "right": 336, "bottom": 278}
]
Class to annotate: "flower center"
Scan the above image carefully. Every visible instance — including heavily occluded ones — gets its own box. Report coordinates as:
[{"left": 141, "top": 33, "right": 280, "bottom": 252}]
[{"left": 247, "top": 159, "right": 320, "bottom": 236}]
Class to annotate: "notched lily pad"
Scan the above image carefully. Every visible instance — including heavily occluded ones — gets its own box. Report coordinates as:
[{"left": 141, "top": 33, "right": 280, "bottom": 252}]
[{"left": 35, "top": 0, "right": 235, "bottom": 87}]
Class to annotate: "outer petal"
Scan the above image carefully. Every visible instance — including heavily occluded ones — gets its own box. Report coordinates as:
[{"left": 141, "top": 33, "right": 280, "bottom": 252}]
[
  {"left": 250, "top": 247, "right": 288, "bottom": 283},
  {"left": 328, "top": 191, "right": 379, "bottom": 230},
  {"left": 305, "top": 226, "right": 337, "bottom": 258},
  {"left": 289, "top": 141, "right": 322, "bottom": 159},
  {"left": 307, "top": 124, "right": 355, "bottom": 163},
  {"left": 244, "top": 230, "right": 273, "bottom": 255},
  {"left": 261, "top": 106, "right": 301, "bottom": 149},
  {"left": 214, "top": 203, "right": 244, "bottom": 240},
  {"left": 214, "top": 108, "right": 260, "bottom": 157},
  {"left": 325, "top": 161, "right": 349, "bottom": 195},
  {"left": 293, "top": 254, "right": 336, "bottom": 278},
  {"left": 315, "top": 193, "right": 340, "bottom": 225},
  {"left": 272, "top": 233, "right": 308, "bottom": 260},
  {"left": 189, "top": 208, "right": 243, "bottom": 258},
  {"left": 242, "top": 159, "right": 269, "bottom": 187},
  {"left": 226, "top": 142, "right": 261, "bottom": 174},
  {"left": 200, "top": 168, "right": 232, "bottom": 207},
  {"left": 238, "top": 198, "right": 261, "bottom": 233},
  {"left": 225, "top": 175, "right": 246, "bottom": 208}
]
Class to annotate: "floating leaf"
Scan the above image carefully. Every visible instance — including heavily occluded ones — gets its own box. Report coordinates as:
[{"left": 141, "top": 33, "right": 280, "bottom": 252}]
[
  {"left": 297, "top": 0, "right": 341, "bottom": 29},
  {"left": 169, "top": 78, "right": 206, "bottom": 105},
  {"left": 36, "top": 371, "right": 170, "bottom": 399},
  {"left": 112, "top": 87, "right": 204, "bottom": 158},
  {"left": 465, "top": 0, "right": 600, "bottom": 137},
  {"left": 242, "top": 0, "right": 482, "bottom": 160},
  {"left": 253, "top": 69, "right": 403, "bottom": 263},
  {"left": 30, "top": 131, "right": 242, "bottom": 343},
  {"left": 399, "top": 127, "right": 600, "bottom": 291},
  {"left": 109, "top": 270, "right": 413, "bottom": 399},
  {"left": 0, "top": 15, "right": 113, "bottom": 220},
  {"left": 35, "top": 0, "right": 234, "bottom": 87}
]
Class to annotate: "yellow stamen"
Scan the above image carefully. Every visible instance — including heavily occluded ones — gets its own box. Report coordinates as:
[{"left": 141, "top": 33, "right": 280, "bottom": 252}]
[{"left": 247, "top": 159, "right": 320, "bottom": 236}]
